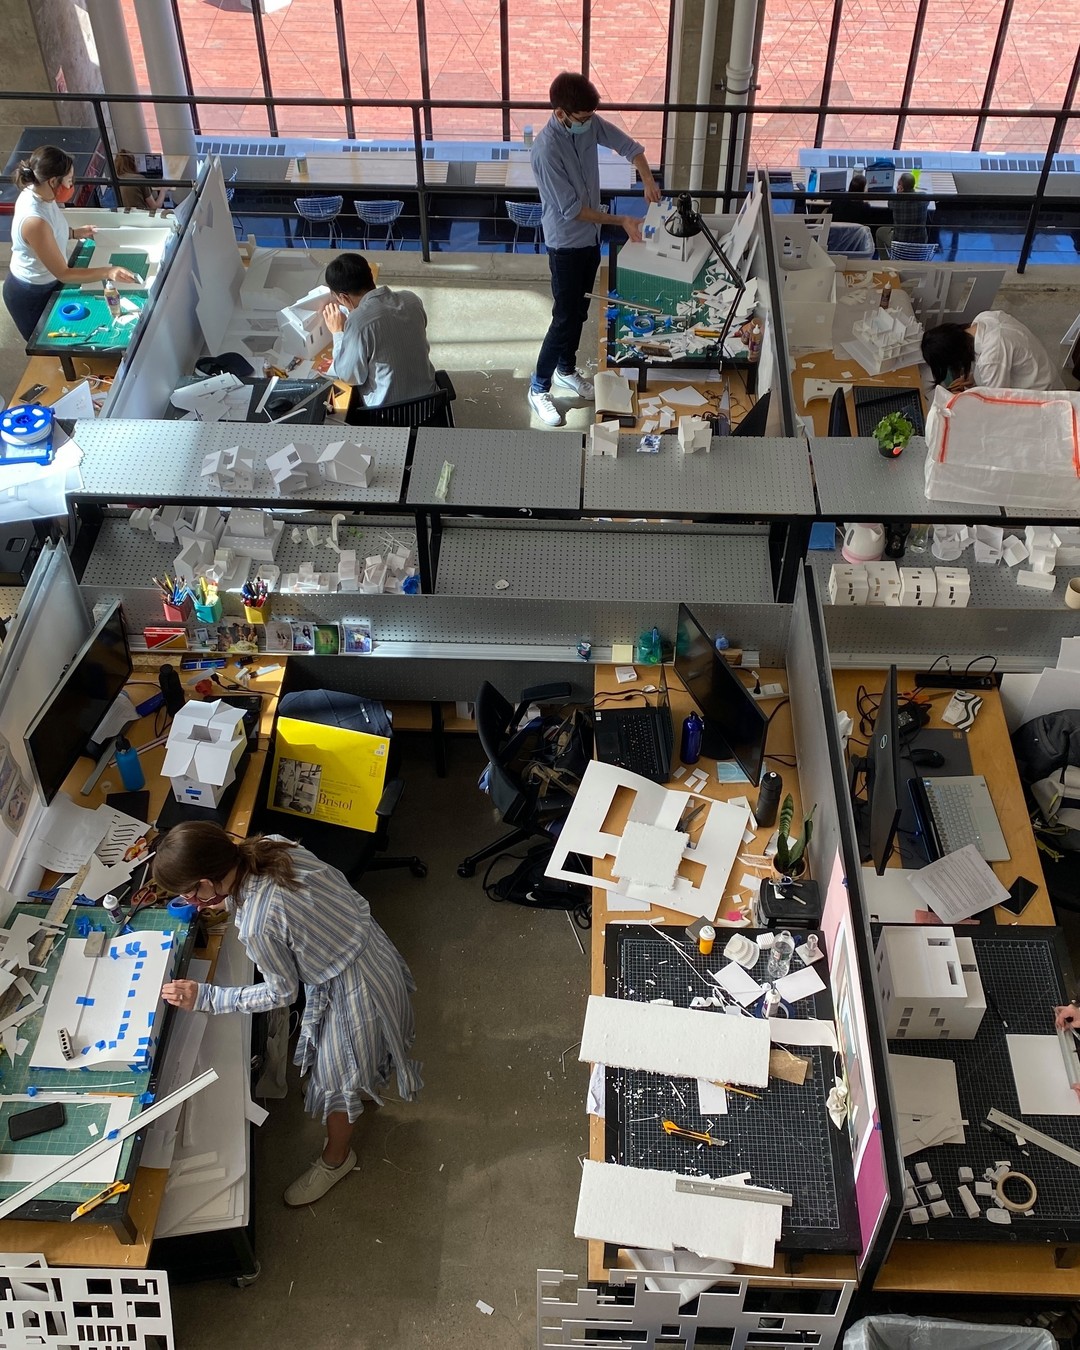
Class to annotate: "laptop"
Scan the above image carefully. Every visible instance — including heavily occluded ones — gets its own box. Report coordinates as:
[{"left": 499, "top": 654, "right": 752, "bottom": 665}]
[
  {"left": 908, "top": 774, "right": 1011, "bottom": 863},
  {"left": 593, "top": 665, "right": 674, "bottom": 784}
]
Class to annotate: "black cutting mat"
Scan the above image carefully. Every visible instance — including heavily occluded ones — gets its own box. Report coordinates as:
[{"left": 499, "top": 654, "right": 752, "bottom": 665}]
[
  {"left": 885, "top": 926, "right": 1080, "bottom": 1244},
  {"left": 604, "top": 925, "right": 858, "bottom": 1253},
  {"left": 854, "top": 384, "right": 926, "bottom": 438}
]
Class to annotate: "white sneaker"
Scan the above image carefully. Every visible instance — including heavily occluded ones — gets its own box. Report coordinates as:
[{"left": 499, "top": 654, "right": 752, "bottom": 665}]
[
  {"left": 283, "top": 1148, "right": 357, "bottom": 1206},
  {"left": 553, "top": 368, "right": 594, "bottom": 400},
  {"left": 528, "top": 388, "right": 565, "bottom": 427}
]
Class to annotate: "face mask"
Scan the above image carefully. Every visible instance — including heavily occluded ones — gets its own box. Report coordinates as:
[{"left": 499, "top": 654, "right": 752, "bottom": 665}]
[
  {"left": 569, "top": 119, "right": 591, "bottom": 136},
  {"left": 53, "top": 182, "right": 75, "bottom": 204}
]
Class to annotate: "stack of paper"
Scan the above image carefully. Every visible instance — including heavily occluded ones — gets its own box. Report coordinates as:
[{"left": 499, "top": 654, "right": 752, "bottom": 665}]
[{"left": 888, "top": 1052, "right": 965, "bottom": 1156}]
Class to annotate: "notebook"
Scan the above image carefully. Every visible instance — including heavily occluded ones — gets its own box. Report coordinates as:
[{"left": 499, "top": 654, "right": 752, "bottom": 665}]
[{"left": 593, "top": 665, "right": 674, "bottom": 784}]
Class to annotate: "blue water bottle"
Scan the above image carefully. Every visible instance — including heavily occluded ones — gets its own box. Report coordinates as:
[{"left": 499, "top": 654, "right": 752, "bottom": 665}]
[
  {"left": 681, "top": 712, "right": 704, "bottom": 765},
  {"left": 114, "top": 736, "right": 145, "bottom": 791}
]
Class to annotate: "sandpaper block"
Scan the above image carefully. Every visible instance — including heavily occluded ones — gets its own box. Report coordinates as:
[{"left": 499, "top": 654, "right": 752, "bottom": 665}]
[
  {"left": 83, "top": 930, "right": 107, "bottom": 958},
  {"left": 769, "top": 1047, "right": 809, "bottom": 1085}
]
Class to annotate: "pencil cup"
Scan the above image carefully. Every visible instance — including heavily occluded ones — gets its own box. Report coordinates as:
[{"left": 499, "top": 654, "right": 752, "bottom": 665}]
[
  {"left": 162, "top": 596, "right": 193, "bottom": 622},
  {"left": 1066, "top": 578, "right": 1080, "bottom": 611},
  {"left": 244, "top": 598, "right": 271, "bottom": 623},
  {"left": 194, "top": 598, "right": 223, "bottom": 623}
]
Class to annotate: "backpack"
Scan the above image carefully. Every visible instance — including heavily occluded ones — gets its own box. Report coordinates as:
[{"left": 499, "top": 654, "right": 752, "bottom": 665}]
[
  {"left": 1012, "top": 711, "right": 1080, "bottom": 852},
  {"left": 484, "top": 841, "right": 591, "bottom": 922}
]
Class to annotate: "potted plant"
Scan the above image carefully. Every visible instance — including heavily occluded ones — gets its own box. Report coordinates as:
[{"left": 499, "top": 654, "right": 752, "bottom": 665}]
[
  {"left": 774, "top": 794, "right": 815, "bottom": 879},
  {"left": 873, "top": 411, "right": 914, "bottom": 459}
]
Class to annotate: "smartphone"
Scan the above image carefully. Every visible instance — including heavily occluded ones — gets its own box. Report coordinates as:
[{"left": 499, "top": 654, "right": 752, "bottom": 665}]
[
  {"left": 18, "top": 382, "right": 48, "bottom": 403},
  {"left": 9, "top": 1102, "right": 66, "bottom": 1142},
  {"left": 1001, "top": 876, "right": 1038, "bottom": 917}
]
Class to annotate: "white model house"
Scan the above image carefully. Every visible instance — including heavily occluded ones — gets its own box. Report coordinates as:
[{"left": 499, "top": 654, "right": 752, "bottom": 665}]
[{"left": 874, "top": 925, "right": 985, "bottom": 1040}]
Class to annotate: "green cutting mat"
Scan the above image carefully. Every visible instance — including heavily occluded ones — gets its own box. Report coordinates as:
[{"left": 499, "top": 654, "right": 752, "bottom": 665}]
[
  {"left": 37, "top": 286, "right": 148, "bottom": 350},
  {"left": 108, "top": 249, "right": 149, "bottom": 277},
  {"left": 0, "top": 905, "right": 190, "bottom": 1206}
]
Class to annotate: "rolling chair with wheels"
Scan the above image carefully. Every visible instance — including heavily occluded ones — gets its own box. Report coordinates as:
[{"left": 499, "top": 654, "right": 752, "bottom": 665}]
[
  {"left": 457, "top": 680, "right": 584, "bottom": 879},
  {"left": 258, "top": 689, "right": 427, "bottom": 883},
  {"left": 346, "top": 369, "right": 457, "bottom": 428},
  {"left": 354, "top": 199, "right": 404, "bottom": 249}
]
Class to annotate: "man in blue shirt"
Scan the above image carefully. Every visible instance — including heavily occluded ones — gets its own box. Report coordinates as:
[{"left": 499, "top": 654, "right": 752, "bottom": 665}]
[{"left": 528, "top": 72, "right": 660, "bottom": 427}]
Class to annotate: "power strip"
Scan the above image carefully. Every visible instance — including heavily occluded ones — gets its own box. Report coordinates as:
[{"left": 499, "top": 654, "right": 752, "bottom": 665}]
[
  {"left": 915, "top": 670, "right": 998, "bottom": 690},
  {"left": 751, "top": 683, "right": 785, "bottom": 700}
]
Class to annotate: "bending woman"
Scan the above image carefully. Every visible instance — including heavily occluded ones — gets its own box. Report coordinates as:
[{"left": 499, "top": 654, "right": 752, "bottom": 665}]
[
  {"left": 3, "top": 145, "right": 137, "bottom": 340},
  {"left": 154, "top": 822, "right": 422, "bottom": 1207}
]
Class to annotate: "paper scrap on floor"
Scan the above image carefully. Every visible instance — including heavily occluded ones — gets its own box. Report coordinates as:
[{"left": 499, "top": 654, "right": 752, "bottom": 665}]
[
  {"left": 888, "top": 1051, "right": 965, "bottom": 1154},
  {"left": 575, "top": 1160, "right": 782, "bottom": 1268},
  {"left": 657, "top": 387, "right": 710, "bottom": 408},
  {"left": 1007, "top": 1034, "right": 1080, "bottom": 1115},
  {"left": 579, "top": 994, "right": 771, "bottom": 1087},
  {"left": 906, "top": 844, "right": 1009, "bottom": 924}
]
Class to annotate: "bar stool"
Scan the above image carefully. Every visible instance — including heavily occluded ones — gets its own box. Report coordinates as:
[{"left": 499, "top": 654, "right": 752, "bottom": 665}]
[
  {"left": 888, "top": 240, "right": 939, "bottom": 261},
  {"left": 505, "top": 201, "right": 544, "bottom": 253},
  {"left": 354, "top": 200, "right": 404, "bottom": 249},
  {"left": 294, "top": 195, "right": 344, "bottom": 247}
]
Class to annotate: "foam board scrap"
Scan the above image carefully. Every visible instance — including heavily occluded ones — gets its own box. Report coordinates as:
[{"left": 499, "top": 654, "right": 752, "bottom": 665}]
[
  {"left": 579, "top": 994, "right": 770, "bottom": 1087},
  {"left": 613, "top": 821, "right": 688, "bottom": 891},
  {"left": 575, "top": 1160, "right": 783, "bottom": 1268}
]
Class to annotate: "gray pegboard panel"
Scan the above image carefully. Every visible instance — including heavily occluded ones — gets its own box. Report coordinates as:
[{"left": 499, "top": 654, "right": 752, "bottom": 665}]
[
  {"left": 823, "top": 605, "right": 1076, "bottom": 672},
  {"left": 810, "top": 435, "right": 997, "bottom": 521},
  {"left": 287, "top": 656, "right": 594, "bottom": 704},
  {"left": 583, "top": 436, "right": 815, "bottom": 517},
  {"left": 71, "top": 418, "right": 411, "bottom": 505},
  {"left": 809, "top": 547, "right": 1080, "bottom": 611},
  {"left": 406, "top": 427, "right": 583, "bottom": 510},
  {"left": 434, "top": 525, "right": 772, "bottom": 603},
  {"left": 685, "top": 602, "right": 791, "bottom": 666}
]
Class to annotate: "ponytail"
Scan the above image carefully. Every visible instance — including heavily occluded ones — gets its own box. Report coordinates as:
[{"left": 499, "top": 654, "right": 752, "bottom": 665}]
[
  {"left": 12, "top": 145, "right": 74, "bottom": 191},
  {"left": 235, "top": 834, "right": 299, "bottom": 891}
]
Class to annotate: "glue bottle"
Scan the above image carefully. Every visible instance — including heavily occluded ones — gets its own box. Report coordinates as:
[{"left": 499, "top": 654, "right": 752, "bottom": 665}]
[
  {"left": 103, "top": 278, "right": 122, "bottom": 321},
  {"left": 102, "top": 894, "right": 124, "bottom": 928}
]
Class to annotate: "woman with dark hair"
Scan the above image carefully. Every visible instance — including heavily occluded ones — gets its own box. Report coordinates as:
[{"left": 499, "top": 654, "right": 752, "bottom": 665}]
[
  {"left": 114, "top": 150, "right": 167, "bottom": 211},
  {"left": 3, "top": 145, "right": 138, "bottom": 340},
  {"left": 921, "top": 312, "right": 1055, "bottom": 391},
  {"left": 154, "top": 821, "right": 422, "bottom": 1207}
]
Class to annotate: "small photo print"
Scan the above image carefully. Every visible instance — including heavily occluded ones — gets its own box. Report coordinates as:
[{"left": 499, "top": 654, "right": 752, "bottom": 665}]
[
  {"left": 213, "top": 623, "right": 261, "bottom": 655},
  {"left": 343, "top": 621, "right": 373, "bottom": 655},
  {"left": 313, "top": 623, "right": 341, "bottom": 656},
  {"left": 264, "top": 621, "right": 295, "bottom": 654},
  {"left": 290, "top": 622, "right": 314, "bottom": 654},
  {"left": 273, "top": 757, "right": 321, "bottom": 815},
  {"left": 3, "top": 772, "right": 30, "bottom": 834}
]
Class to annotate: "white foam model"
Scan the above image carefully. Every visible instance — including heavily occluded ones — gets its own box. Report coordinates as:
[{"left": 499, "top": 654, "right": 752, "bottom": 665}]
[
  {"left": 875, "top": 926, "right": 985, "bottom": 1040},
  {"left": 677, "top": 416, "right": 711, "bottom": 454},
  {"left": 545, "top": 760, "right": 749, "bottom": 920},
  {"left": 318, "top": 439, "right": 373, "bottom": 487},
  {"left": 579, "top": 994, "right": 771, "bottom": 1087},
  {"left": 218, "top": 507, "right": 283, "bottom": 562},
  {"left": 574, "top": 1161, "right": 783, "bottom": 1268},
  {"left": 614, "top": 821, "right": 688, "bottom": 892},
  {"left": 617, "top": 198, "right": 713, "bottom": 284},
  {"left": 267, "top": 440, "right": 319, "bottom": 496},
  {"left": 588, "top": 420, "right": 620, "bottom": 458},
  {"left": 843, "top": 298, "right": 924, "bottom": 375}
]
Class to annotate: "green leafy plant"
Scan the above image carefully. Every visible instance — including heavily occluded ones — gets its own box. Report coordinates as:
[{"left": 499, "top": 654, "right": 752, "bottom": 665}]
[
  {"left": 873, "top": 412, "right": 914, "bottom": 452},
  {"left": 775, "top": 793, "right": 815, "bottom": 877}
]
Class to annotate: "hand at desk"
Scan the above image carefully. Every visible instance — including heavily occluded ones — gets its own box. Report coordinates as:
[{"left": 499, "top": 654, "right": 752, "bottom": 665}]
[
  {"left": 162, "top": 978, "right": 201, "bottom": 1012},
  {"left": 71, "top": 225, "right": 96, "bottom": 240}
]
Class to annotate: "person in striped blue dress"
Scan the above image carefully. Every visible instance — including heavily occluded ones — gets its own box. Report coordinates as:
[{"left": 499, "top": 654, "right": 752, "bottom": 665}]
[{"left": 154, "top": 821, "right": 422, "bottom": 1206}]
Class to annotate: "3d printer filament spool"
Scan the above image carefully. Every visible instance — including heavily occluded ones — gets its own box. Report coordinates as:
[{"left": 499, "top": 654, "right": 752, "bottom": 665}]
[{"left": 0, "top": 404, "right": 53, "bottom": 447}]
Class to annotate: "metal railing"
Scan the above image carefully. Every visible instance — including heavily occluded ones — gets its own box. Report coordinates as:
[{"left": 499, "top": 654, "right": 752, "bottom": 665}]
[{"left": 1, "top": 87, "right": 1078, "bottom": 270}]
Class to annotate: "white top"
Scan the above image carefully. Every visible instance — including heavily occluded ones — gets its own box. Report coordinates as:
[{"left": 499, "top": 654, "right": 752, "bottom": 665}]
[
  {"left": 971, "top": 310, "right": 1056, "bottom": 391},
  {"left": 9, "top": 188, "right": 68, "bottom": 285}
]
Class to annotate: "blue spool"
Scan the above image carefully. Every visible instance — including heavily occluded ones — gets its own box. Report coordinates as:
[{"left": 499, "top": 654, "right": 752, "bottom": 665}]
[
  {"left": 630, "top": 313, "right": 655, "bottom": 335},
  {"left": 60, "top": 300, "right": 90, "bottom": 321},
  {"left": 0, "top": 403, "right": 52, "bottom": 444},
  {"left": 167, "top": 898, "right": 199, "bottom": 922}
]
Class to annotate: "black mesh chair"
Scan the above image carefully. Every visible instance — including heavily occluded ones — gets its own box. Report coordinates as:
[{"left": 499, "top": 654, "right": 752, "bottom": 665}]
[
  {"left": 733, "top": 388, "right": 771, "bottom": 436},
  {"left": 457, "top": 680, "right": 580, "bottom": 879},
  {"left": 827, "top": 386, "right": 852, "bottom": 436},
  {"left": 258, "top": 689, "right": 427, "bottom": 884},
  {"left": 345, "top": 370, "right": 456, "bottom": 429}
]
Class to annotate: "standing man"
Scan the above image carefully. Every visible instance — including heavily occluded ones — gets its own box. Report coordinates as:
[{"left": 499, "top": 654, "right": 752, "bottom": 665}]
[
  {"left": 875, "top": 171, "right": 929, "bottom": 259},
  {"left": 528, "top": 72, "right": 661, "bottom": 427}
]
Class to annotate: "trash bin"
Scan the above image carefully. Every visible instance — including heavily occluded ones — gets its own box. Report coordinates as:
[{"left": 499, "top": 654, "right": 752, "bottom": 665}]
[{"left": 843, "top": 1315, "right": 1057, "bottom": 1350}]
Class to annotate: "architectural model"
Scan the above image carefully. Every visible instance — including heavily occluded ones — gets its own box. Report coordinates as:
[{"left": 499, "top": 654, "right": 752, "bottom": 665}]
[{"left": 875, "top": 925, "right": 985, "bottom": 1040}]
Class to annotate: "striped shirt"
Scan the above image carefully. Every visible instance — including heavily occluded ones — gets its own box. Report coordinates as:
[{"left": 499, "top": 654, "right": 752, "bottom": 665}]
[
  {"left": 328, "top": 285, "right": 437, "bottom": 407},
  {"left": 530, "top": 113, "right": 644, "bottom": 250}
]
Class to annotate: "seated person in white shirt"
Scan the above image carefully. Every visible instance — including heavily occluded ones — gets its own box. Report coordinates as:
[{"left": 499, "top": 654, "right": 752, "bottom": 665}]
[
  {"left": 321, "top": 253, "right": 437, "bottom": 408},
  {"left": 921, "top": 310, "right": 1056, "bottom": 392}
]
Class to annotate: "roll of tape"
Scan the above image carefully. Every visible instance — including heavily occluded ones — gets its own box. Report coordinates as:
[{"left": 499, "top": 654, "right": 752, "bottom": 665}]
[
  {"left": 0, "top": 403, "right": 53, "bottom": 446},
  {"left": 630, "top": 313, "right": 655, "bottom": 335},
  {"left": 1066, "top": 578, "right": 1080, "bottom": 611},
  {"left": 59, "top": 300, "right": 90, "bottom": 321},
  {"left": 995, "top": 1170, "right": 1037, "bottom": 1213},
  {"left": 167, "top": 898, "right": 199, "bottom": 922}
]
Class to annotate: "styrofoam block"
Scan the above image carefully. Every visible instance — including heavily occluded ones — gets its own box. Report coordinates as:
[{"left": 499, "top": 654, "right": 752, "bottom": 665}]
[
  {"left": 1029, "top": 546, "right": 1057, "bottom": 574},
  {"left": 958, "top": 1184, "right": 980, "bottom": 1218},
  {"left": 1017, "top": 569, "right": 1056, "bottom": 591},
  {"left": 903, "top": 1169, "right": 915, "bottom": 1190},
  {"left": 928, "top": 1199, "right": 951, "bottom": 1219},
  {"left": 614, "top": 821, "right": 687, "bottom": 890},
  {"left": 903, "top": 1186, "right": 918, "bottom": 1210},
  {"left": 986, "top": 1208, "right": 1011, "bottom": 1225},
  {"left": 1025, "top": 526, "right": 1058, "bottom": 549},
  {"left": 1002, "top": 535, "right": 1028, "bottom": 567},
  {"left": 923, "top": 1182, "right": 942, "bottom": 1201},
  {"left": 974, "top": 1180, "right": 993, "bottom": 1196},
  {"left": 908, "top": 1206, "right": 929, "bottom": 1225},
  {"left": 958, "top": 1167, "right": 974, "bottom": 1183},
  {"left": 914, "top": 1163, "right": 932, "bottom": 1183},
  {"left": 129, "top": 506, "right": 153, "bottom": 531}
]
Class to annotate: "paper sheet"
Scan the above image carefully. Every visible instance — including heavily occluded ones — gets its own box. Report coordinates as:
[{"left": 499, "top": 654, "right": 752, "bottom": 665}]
[
  {"left": 26, "top": 797, "right": 109, "bottom": 874},
  {"left": 1007, "top": 1035, "right": 1080, "bottom": 1116},
  {"left": 773, "top": 965, "right": 827, "bottom": 1004},
  {"left": 769, "top": 1019, "right": 837, "bottom": 1050},
  {"left": 587, "top": 1062, "right": 605, "bottom": 1117},
  {"left": 94, "top": 804, "right": 150, "bottom": 866},
  {"left": 712, "top": 962, "right": 764, "bottom": 1007},
  {"left": 1059, "top": 638, "right": 1080, "bottom": 672},
  {"left": 0, "top": 1096, "right": 132, "bottom": 1185},
  {"left": 906, "top": 844, "right": 1009, "bottom": 923},
  {"left": 696, "top": 1079, "right": 729, "bottom": 1114},
  {"left": 657, "top": 386, "right": 709, "bottom": 408}
]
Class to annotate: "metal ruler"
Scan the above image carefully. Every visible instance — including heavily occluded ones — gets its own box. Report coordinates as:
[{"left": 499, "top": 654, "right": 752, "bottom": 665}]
[
  {"left": 674, "top": 1178, "right": 792, "bottom": 1207},
  {"left": 986, "top": 1108, "right": 1080, "bottom": 1170}
]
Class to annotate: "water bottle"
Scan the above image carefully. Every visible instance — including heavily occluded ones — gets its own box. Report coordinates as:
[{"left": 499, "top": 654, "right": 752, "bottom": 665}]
[
  {"left": 765, "top": 929, "right": 795, "bottom": 982},
  {"left": 680, "top": 711, "right": 703, "bottom": 765},
  {"left": 114, "top": 735, "right": 145, "bottom": 791}
]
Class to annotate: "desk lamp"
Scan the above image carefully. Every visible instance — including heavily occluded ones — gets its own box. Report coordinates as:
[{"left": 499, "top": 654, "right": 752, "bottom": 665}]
[{"left": 663, "top": 193, "right": 746, "bottom": 357}]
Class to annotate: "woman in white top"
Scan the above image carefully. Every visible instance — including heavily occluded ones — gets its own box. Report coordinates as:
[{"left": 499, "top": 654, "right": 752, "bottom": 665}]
[
  {"left": 921, "top": 311, "right": 1056, "bottom": 392},
  {"left": 3, "top": 145, "right": 137, "bottom": 341}
]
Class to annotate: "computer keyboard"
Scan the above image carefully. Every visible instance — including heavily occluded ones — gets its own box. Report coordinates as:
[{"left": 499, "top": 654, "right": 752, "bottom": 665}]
[
  {"left": 924, "top": 780, "right": 986, "bottom": 854},
  {"left": 618, "top": 715, "right": 664, "bottom": 777}
]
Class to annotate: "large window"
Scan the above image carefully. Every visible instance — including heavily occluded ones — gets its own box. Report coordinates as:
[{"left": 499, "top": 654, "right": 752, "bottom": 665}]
[{"left": 590, "top": 0, "right": 666, "bottom": 161}]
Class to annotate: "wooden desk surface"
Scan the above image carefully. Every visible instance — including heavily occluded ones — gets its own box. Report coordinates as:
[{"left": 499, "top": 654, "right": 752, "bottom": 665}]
[
  {"left": 586, "top": 664, "right": 856, "bottom": 1286},
  {"left": 287, "top": 155, "right": 449, "bottom": 187},
  {"left": 10, "top": 352, "right": 119, "bottom": 409},
  {"left": 831, "top": 669, "right": 1051, "bottom": 925},
  {"left": 0, "top": 659, "right": 283, "bottom": 1265}
]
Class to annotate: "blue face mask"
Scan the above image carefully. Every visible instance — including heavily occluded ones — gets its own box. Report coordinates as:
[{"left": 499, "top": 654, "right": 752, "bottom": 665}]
[{"left": 562, "top": 114, "right": 592, "bottom": 136}]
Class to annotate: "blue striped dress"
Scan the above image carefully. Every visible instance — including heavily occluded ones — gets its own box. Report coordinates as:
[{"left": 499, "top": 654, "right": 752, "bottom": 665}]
[{"left": 193, "top": 841, "right": 422, "bottom": 1121}]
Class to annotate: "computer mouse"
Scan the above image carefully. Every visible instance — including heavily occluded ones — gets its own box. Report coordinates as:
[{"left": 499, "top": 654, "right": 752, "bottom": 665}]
[{"left": 910, "top": 748, "right": 945, "bottom": 768}]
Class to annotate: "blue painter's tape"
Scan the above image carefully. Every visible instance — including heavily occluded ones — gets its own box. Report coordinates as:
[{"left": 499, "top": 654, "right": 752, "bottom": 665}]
[
  {"left": 107, "top": 1129, "right": 119, "bottom": 1140},
  {"left": 81, "top": 1046, "right": 90, "bottom": 1056},
  {"left": 135, "top": 961, "right": 144, "bottom": 971},
  {"left": 127, "top": 988, "right": 136, "bottom": 998},
  {"left": 75, "top": 996, "right": 94, "bottom": 1006},
  {"left": 147, "top": 1012, "right": 154, "bottom": 1025},
  {"left": 109, "top": 949, "right": 119, "bottom": 960},
  {"left": 122, "top": 1010, "right": 131, "bottom": 1020},
  {"left": 26, "top": 1085, "right": 37, "bottom": 1097},
  {"left": 138, "top": 1091, "right": 154, "bottom": 1105},
  {"left": 108, "top": 1040, "right": 117, "bottom": 1049},
  {"left": 137, "top": 1035, "right": 150, "bottom": 1045},
  {"left": 96, "top": 1040, "right": 106, "bottom": 1050}
]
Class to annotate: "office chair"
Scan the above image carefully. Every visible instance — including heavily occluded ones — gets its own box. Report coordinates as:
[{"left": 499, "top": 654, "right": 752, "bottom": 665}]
[
  {"left": 888, "top": 240, "right": 939, "bottom": 262},
  {"left": 732, "top": 388, "right": 772, "bottom": 437},
  {"left": 354, "top": 199, "right": 405, "bottom": 249},
  {"left": 827, "top": 386, "right": 852, "bottom": 436},
  {"left": 294, "top": 195, "right": 344, "bottom": 247},
  {"left": 346, "top": 369, "right": 457, "bottom": 428},
  {"left": 457, "top": 680, "right": 583, "bottom": 879},
  {"left": 258, "top": 689, "right": 427, "bottom": 884},
  {"left": 505, "top": 201, "right": 544, "bottom": 253}
]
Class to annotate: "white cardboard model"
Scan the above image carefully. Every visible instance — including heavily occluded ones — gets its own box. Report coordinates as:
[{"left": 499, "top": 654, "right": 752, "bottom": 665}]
[
  {"left": 200, "top": 444, "right": 255, "bottom": 493},
  {"left": 0, "top": 1265, "right": 175, "bottom": 1350},
  {"left": 318, "top": 439, "right": 374, "bottom": 487},
  {"left": 161, "top": 700, "right": 246, "bottom": 807},
  {"left": 219, "top": 507, "right": 283, "bottom": 562},
  {"left": 545, "top": 760, "right": 749, "bottom": 920},
  {"left": 266, "top": 441, "right": 319, "bottom": 496},
  {"left": 875, "top": 926, "right": 985, "bottom": 1040},
  {"left": 618, "top": 198, "right": 713, "bottom": 284},
  {"left": 277, "top": 285, "right": 332, "bottom": 358},
  {"left": 677, "top": 416, "right": 711, "bottom": 454},
  {"left": 588, "top": 420, "right": 620, "bottom": 458}
]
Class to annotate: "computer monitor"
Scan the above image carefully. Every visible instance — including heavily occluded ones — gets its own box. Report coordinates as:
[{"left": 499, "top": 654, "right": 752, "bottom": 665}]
[
  {"left": 674, "top": 603, "right": 769, "bottom": 783},
  {"left": 865, "top": 165, "right": 896, "bottom": 193},
  {"left": 866, "top": 665, "right": 902, "bottom": 875},
  {"left": 24, "top": 602, "right": 132, "bottom": 803},
  {"left": 817, "top": 169, "right": 849, "bottom": 193}
]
